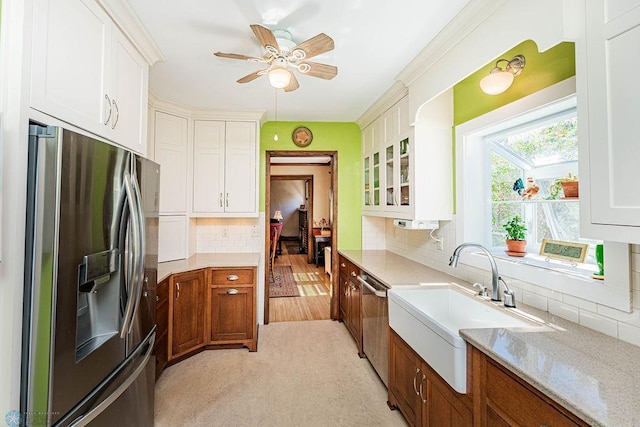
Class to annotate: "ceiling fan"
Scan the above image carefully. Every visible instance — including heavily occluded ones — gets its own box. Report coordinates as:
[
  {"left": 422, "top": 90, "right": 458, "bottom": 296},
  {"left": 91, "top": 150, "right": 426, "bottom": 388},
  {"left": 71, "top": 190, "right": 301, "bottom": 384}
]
[{"left": 214, "top": 24, "right": 338, "bottom": 92}]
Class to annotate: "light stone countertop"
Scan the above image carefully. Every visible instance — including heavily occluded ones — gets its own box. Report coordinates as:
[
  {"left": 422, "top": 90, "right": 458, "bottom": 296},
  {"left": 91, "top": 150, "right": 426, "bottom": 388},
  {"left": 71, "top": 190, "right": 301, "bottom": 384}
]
[
  {"left": 157, "top": 252, "right": 261, "bottom": 282},
  {"left": 339, "top": 249, "right": 640, "bottom": 427}
]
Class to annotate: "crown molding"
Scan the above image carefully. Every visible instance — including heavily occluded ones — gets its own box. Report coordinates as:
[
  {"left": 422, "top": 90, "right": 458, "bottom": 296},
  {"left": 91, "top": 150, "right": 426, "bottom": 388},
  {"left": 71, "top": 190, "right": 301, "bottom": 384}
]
[
  {"left": 148, "top": 91, "right": 267, "bottom": 124},
  {"left": 395, "top": 0, "right": 507, "bottom": 87},
  {"left": 356, "top": 82, "right": 408, "bottom": 129},
  {"left": 97, "top": 0, "right": 165, "bottom": 65}
]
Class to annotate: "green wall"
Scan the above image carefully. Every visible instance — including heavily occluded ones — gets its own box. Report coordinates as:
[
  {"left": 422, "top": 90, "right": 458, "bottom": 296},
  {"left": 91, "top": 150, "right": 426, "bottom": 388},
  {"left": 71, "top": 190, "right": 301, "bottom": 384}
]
[
  {"left": 260, "top": 121, "right": 362, "bottom": 250},
  {"left": 451, "top": 40, "right": 576, "bottom": 212},
  {"left": 453, "top": 40, "right": 575, "bottom": 126}
]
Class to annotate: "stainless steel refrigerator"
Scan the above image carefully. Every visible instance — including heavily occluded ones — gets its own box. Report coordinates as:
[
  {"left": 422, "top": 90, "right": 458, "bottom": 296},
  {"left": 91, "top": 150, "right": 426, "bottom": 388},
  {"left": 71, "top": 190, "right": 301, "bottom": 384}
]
[{"left": 21, "top": 124, "right": 159, "bottom": 426}]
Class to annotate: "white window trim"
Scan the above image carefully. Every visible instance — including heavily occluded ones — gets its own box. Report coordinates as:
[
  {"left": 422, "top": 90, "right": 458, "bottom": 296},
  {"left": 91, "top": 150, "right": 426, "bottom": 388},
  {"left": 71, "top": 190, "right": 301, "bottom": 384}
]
[{"left": 455, "top": 77, "right": 632, "bottom": 312}]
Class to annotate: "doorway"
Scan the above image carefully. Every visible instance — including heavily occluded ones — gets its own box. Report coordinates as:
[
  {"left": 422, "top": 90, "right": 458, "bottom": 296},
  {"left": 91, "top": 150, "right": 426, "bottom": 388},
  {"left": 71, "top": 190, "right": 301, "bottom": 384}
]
[{"left": 265, "top": 151, "right": 338, "bottom": 324}]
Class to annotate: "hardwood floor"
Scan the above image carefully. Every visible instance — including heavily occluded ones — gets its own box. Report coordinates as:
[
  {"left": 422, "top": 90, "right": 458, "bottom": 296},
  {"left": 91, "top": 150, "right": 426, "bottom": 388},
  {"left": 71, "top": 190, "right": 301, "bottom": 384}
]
[{"left": 269, "top": 240, "right": 332, "bottom": 322}]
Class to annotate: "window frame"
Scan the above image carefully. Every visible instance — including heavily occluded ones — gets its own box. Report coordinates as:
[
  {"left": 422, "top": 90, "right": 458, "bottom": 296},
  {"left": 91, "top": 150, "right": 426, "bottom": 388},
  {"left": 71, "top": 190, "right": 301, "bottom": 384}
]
[{"left": 454, "top": 77, "right": 632, "bottom": 312}]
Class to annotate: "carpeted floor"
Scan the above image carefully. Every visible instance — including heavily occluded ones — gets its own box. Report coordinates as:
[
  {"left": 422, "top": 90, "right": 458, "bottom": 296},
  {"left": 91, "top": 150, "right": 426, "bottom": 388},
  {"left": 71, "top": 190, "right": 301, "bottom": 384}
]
[
  {"left": 269, "top": 265, "right": 300, "bottom": 298},
  {"left": 154, "top": 320, "right": 407, "bottom": 426}
]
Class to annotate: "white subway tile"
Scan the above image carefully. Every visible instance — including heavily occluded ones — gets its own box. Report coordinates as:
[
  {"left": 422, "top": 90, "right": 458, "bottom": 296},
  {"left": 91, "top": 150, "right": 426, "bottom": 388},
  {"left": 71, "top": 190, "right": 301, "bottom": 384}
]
[
  {"left": 548, "top": 299, "right": 579, "bottom": 323},
  {"left": 562, "top": 294, "right": 598, "bottom": 312},
  {"left": 596, "top": 305, "right": 640, "bottom": 326},
  {"left": 631, "top": 252, "right": 640, "bottom": 271},
  {"left": 618, "top": 323, "right": 640, "bottom": 347},
  {"left": 579, "top": 310, "right": 618, "bottom": 338},
  {"left": 522, "top": 291, "right": 548, "bottom": 311},
  {"left": 534, "top": 287, "right": 563, "bottom": 301}
]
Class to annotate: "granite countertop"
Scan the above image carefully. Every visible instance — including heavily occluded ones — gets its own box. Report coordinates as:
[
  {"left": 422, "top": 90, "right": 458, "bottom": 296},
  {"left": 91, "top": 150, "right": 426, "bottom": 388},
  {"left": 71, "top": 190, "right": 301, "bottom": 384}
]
[
  {"left": 157, "top": 252, "right": 261, "bottom": 282},
  {"left": 339, "top": 249, "right": 640, "bottom": 427}
]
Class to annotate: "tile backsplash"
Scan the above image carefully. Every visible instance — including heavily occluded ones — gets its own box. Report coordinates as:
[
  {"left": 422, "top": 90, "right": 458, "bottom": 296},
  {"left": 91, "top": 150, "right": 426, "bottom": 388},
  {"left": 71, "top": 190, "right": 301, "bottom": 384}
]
[
  {"left": 196, "top": 215, "right": 265, "bottom": 253},
  {"left": 370, "top": 216, "right": 640, "bottom": 347}
]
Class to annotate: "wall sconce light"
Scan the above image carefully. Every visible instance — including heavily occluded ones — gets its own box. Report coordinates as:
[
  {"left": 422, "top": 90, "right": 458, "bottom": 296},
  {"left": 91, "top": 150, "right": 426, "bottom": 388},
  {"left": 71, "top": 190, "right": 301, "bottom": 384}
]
[{"left": 479, "top": 55, "right": 526, "bottom": 95}]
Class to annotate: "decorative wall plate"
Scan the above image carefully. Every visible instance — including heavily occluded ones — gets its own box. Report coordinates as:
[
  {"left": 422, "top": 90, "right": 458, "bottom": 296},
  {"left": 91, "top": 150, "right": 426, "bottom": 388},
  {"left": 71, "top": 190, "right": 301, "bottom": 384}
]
[{"left": 292, "top": 126, "right": 313, "bottom": 147}]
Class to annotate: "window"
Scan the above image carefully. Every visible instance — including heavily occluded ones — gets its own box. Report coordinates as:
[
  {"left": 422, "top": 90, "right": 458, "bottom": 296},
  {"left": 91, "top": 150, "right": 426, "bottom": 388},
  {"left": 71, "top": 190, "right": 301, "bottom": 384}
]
[{"left": 484, "top": 108, "right": 599, "bottom": 259}]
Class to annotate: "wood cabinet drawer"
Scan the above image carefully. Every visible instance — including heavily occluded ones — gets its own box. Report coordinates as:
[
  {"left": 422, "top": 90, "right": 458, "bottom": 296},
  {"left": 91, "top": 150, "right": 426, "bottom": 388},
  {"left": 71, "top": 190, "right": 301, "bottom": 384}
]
[
  {"left": 485, "top": 359, "right": 580, "bottom": 427},
  {"left": 338, "top": 256, "right": 359, "bottom": 279},
  {"left": 211, "top": 268, "right": 255, "bottom": 286}
]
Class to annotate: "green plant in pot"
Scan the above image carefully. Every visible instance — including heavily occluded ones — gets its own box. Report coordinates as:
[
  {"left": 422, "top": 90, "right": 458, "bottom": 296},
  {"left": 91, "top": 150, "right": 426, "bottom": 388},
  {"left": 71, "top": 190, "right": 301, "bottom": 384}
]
[
  {"left": 549, "top": 173, "right": 579, "bottom": 199},
  {"left": 504, "top": 215, "right": 527, "bottom": 257}
]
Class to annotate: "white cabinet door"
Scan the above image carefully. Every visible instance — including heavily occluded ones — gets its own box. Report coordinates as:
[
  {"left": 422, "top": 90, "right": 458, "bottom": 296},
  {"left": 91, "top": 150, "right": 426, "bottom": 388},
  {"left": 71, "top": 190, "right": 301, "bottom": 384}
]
[
  {"left": 225, "top": 122, "right": 257, "bottom": 213},
  {"left": 31, "top": 0, "right": 111, "bottom": 137},
  {"left": 155, "top": 112, "right": 188, "bottom": 214},
  {"left": 109, "top": 30, "right": 149, "bottom": 155},
  {"left": 158, "top": 216, "right": 187, "bottom": 262},
  {"left": 193, "top": 120, "right": 225, "bottom": 213},
  {"left": 580, "top": 0, "right": 640, "bottom": 239}
]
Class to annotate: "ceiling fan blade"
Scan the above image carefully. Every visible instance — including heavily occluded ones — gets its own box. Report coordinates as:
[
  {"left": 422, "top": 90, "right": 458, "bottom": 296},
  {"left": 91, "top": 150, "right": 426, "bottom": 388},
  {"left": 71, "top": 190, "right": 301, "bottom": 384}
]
[
  {"left": 237, "top": 70, "right": 267, "bottom": 83},
  {"left": 214, "top": 52, "right": 259, "bottom": 61},
  {"left": 250, "top": 24, "right": 279, "bottom": 52},
  {"left": 284, "top": 73, "right": 300, "bottom": 92},
  {"left": 292, "top": 33, "right": 334, "bottom": 60},
  {"left": 300, "top": 62, "right": 338, "bottom": 80}
]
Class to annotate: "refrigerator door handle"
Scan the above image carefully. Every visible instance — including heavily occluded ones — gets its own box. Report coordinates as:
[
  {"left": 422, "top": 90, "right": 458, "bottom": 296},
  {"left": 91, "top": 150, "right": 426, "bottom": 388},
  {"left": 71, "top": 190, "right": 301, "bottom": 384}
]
[
  {"left": 68, "top": 333, "right": 155, "bottom": 427},
  {"left": 120, "top": 173, "right": 141, "bottom": 338},
  {"left": 127, "top": 174, "right": 146, "bottom": 333}
]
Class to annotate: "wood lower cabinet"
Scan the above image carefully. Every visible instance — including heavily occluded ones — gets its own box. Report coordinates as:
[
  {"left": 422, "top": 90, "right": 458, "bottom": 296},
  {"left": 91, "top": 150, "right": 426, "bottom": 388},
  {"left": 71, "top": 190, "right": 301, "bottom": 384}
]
[
  {"left": 389, "top": 329, "right": 472, "bottom": 427},
  {"left": 208, "top": 267, "right": 257, "bottom": 351},
  {"left": 169, "top": 269, "right": 206, "bottom": 358},
  {"left": 338, "top": 255, "right": 363, "bottom": 356},
  {"left": 155, "top": 277, "right": 170, "bottom": 379},
  {"left": 472, "top": 346, "right": 588, "bottom": 427}
]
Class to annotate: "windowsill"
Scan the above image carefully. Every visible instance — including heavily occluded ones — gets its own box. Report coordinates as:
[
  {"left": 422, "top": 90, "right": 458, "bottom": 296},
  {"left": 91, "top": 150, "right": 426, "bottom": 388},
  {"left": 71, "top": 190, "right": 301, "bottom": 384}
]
[
  {"left": 492, "top": 251, "right": 598, "bottom": 279},
  {"left": 459, "top": 250, "right": 604, "bottom": 301}
]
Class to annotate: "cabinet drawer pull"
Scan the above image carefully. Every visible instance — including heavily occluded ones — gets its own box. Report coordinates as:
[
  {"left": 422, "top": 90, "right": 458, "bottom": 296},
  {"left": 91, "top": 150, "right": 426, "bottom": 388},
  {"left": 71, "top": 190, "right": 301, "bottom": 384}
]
[
  {"left": 419, "top": 374, "right": 426, "bottom": 403},
  {"left": 111, "top": 99, "right": 119, "bottom": 129},
  {"left": 227, "top": 288, "right": 238, "bottom": 295},
  {"left": 413, "top": 368, "right": 420, "bottom": 395},
  {"left": 103, "top": 94, "right": 112, "bottom": 125},
  {"left": 219, "top": 193, "right": 223, "bottom": 208},
  {"left": 350, "top": 271, "right": 357, "bottom": 277},
  {"left": 175, "top": 282, "right": 180, "bottom": 300},
  {"left": 340, "top": 262, "right": 346, "bottom": 268},
  {"left": 227, "top": 275, "right": 239, "bottom": 281},
  {"left": 226, "top": 192, "right": 229, "bottom": 207}
]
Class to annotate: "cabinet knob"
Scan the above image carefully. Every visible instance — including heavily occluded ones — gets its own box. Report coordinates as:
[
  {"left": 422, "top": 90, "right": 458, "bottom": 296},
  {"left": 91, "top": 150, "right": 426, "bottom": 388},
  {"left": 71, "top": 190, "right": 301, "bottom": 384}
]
[
  {"left": 227, "top": 275, "right": 239, "bottom": 281},
  {"left": 156, "top": 295, "right": 160, "bottom": 302},
  {"left": 350, "top": 271, "right": 357, "bottom": 277},
  {"left": 340, "top": 262, "right": 346, "bottom": 268},
  {"left": 227, "top": 288, "right": 239, "bottom": 295}
]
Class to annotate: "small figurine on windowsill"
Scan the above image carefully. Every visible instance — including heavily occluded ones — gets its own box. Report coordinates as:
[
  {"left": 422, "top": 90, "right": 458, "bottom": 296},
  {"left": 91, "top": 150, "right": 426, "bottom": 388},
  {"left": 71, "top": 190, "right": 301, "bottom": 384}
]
[{"left": 521, "top": 177, "right": 539, "bottom": 199}]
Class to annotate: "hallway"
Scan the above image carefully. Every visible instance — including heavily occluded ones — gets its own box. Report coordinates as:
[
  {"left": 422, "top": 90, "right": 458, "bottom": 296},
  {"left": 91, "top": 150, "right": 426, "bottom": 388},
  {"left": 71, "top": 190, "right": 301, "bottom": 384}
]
[{"left": 269, "top": 240, "right": 332, "bottom": 322}]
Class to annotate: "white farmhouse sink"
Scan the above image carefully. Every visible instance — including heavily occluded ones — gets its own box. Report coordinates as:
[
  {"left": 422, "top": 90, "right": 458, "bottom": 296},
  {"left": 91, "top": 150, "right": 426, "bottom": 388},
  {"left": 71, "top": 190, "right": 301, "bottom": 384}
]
[{"left": 388, "top": 284, "right": 534, "bottom": 394}]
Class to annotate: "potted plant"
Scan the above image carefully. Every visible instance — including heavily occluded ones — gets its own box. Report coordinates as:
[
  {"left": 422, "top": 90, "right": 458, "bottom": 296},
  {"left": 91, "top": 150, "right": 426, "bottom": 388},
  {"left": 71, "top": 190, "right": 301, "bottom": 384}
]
[
  {"left": 550, "top": 173, "right": 579, "bottom": 199},
  {"left": 503, "top": 215, "right": 527, "bottom": 256}
]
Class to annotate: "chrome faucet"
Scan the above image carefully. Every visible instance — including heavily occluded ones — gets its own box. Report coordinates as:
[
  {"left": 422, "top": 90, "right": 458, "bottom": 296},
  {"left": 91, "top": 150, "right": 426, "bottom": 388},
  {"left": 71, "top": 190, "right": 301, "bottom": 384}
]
[{"left": 449, "top": 242, "right": 515, "bottom": 307}]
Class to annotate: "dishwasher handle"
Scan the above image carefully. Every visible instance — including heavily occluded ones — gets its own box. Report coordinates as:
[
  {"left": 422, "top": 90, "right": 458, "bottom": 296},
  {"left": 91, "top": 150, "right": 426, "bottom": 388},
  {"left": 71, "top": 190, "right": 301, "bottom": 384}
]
[{"left": 357, "top": 275, "right": 387, "bottom": 298}]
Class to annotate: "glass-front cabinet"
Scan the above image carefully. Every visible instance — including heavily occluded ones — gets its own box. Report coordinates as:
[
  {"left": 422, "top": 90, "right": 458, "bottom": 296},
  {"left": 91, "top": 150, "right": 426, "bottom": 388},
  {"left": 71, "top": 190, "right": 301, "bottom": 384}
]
[{"left": 383, "top": 135, "right": 411, "bottom": 213}]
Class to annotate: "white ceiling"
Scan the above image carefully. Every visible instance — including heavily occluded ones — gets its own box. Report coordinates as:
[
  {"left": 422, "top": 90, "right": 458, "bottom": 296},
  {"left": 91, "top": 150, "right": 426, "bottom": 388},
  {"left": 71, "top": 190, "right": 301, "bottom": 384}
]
[{"left": 126, "top": 0, "right": 471, "bottom": 122}]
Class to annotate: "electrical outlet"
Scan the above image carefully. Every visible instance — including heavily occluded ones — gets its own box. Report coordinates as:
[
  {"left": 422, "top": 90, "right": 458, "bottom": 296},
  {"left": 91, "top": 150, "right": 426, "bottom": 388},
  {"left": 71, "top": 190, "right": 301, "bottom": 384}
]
[
  {"left": 251, "top": 225, "right": 258, "bottom": 237},
  {"left": 222, "top": 227, "right": 228, "bottom": 238}
]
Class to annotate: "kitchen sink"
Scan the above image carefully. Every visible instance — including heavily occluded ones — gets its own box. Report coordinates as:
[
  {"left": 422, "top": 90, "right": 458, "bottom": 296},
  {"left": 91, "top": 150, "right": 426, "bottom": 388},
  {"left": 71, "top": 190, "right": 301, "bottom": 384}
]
[{"left": 388, "top": 283, "right": 536, "bottom": 394}]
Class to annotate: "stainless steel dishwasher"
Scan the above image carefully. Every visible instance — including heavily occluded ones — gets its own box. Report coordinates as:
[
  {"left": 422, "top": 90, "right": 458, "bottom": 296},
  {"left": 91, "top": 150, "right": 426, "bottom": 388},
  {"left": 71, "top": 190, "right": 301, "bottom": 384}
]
[{"left": 358, "top": 273, "right": 389, "bottom": 387}]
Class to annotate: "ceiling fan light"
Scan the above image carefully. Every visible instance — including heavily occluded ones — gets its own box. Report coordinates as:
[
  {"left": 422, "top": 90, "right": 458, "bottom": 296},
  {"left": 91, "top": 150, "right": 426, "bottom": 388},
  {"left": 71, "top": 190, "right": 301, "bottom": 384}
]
[
  {"left": 268, "top": 68, "right": 291, "bottom": 88},
  {"left": 479, "top": 69, "right": 514, "bottom": 95}
]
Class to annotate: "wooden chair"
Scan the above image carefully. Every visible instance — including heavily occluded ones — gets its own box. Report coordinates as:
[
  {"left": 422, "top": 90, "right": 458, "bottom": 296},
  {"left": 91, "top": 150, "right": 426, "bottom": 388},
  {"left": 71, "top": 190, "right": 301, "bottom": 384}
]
[{"left": 270, "top": 223, "right": 282, "bottom": 281}]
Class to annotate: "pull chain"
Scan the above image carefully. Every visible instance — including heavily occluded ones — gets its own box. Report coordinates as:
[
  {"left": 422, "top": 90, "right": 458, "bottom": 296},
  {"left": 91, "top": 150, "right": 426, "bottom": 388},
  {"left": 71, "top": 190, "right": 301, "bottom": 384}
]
[{"left": 274, "top": 89, "right": 279, "bottom": 141}]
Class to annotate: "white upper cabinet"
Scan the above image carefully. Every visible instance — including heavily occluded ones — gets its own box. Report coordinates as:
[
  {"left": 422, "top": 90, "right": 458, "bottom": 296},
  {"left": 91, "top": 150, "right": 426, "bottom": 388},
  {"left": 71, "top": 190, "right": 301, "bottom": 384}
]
[
  {"left": 578, "top": 0, "right": 640, "bottom": 241},
  {"left": 193, "top": 120, "right": 258, "bottom": 217},
  {"left": 30, "top": 0, "right": 149, "bottom": 155},
  {"left": 193, "top": 120, "right": 225, "bottom": 213},
  {"left": 154, "top": 111, "right": 188, "bottom": 214},
  {"left": 362, "top": 95, "right": 451, "bottom": 221},
  {"left": 108, "top": 30, "right": 149, "bottom": 154}
]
